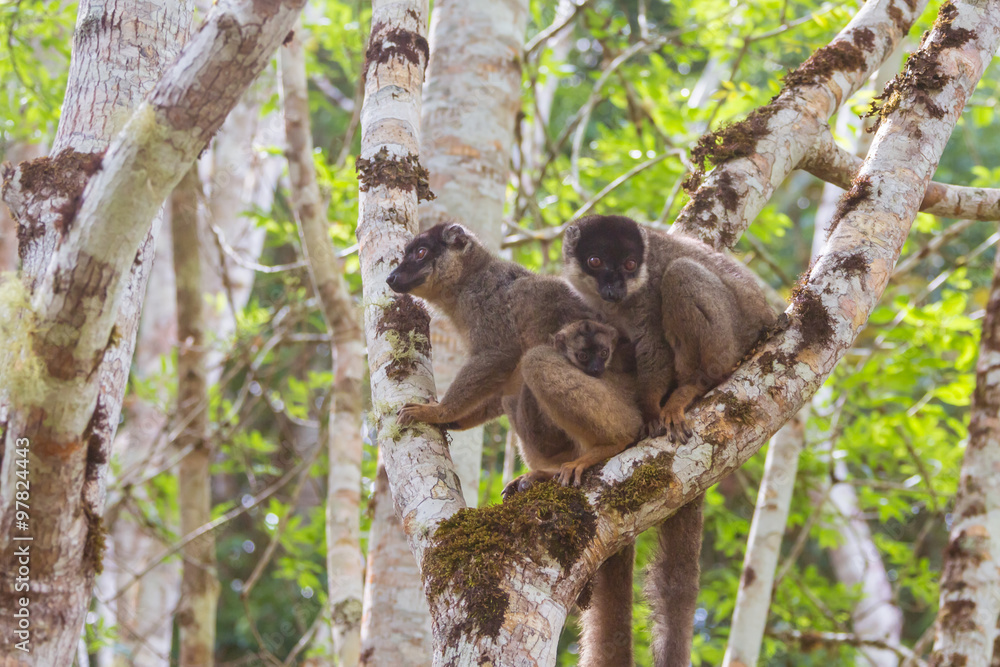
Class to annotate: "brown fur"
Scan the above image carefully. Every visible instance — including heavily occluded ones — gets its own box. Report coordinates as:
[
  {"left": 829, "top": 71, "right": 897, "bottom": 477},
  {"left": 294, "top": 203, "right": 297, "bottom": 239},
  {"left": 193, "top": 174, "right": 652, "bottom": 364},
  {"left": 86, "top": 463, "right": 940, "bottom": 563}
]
[
  {"left": 511, "top": 320, "right": 642, "bottom": 488},
  {"left": 386, "top": 223, "right": 592, "bottom": 428},
  {"left": 564, "top": 215, "right": 776, "bottom": 441},
  {"left": 505, "top": 320, "right": 641, "bottom": 667},
  {"left": 580, "top": 544, "right": 635, "bottom": 667},
  {"left": 564, "top": 215, "right": 775, "bottom": 667}
]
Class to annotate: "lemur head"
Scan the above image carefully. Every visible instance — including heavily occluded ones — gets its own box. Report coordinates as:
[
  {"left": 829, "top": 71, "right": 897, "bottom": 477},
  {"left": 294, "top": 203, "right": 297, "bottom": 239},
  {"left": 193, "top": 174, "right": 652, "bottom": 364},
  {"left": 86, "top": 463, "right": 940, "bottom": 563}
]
[
  {"left": 386, "top": 223, "right": 478, "bottom": 299},
  {"left": 553, "top": 319, "right": 619, "bottom": 377},
  {"left": 563, "top": 215, "right": 648, "bottom": 303}
]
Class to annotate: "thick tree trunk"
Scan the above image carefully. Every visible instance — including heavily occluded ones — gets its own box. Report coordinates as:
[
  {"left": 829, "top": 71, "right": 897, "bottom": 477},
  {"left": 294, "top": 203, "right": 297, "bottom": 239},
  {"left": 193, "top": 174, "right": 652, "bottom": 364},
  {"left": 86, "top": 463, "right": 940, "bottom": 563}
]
[
  {"left": 929, "top": 236, "right": 1000, "bottom": 666},
  {"left": 0, "top": 2, "right": 193, "bottom": 663},
  {"left": 280, "top": 24, "right": 366, "bottom": 666},
  {"left": 0, "top": 0, "right": 304, "bottom": 663},
  {"left": 359, "top": 1, "right": 527, "bottom": 663},
  {"left": 419, "top": 0, "right": 527, "bottom": 495},
  {"left": 723, "top": 407, "right": 807, "bottom": 667},
  {"left": 171, "top": 166, "right": 219, "bottom": 667}
]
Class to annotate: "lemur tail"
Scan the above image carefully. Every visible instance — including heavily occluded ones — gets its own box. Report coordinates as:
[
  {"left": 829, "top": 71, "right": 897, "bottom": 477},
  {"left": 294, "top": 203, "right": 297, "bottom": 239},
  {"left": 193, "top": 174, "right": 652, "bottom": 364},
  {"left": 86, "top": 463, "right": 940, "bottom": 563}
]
[
  {"left": 579, "top": 543, "right": 636, "bottom": 667},
  {"left": 647, "top": 496, "right": 704, "bottom": 667}
]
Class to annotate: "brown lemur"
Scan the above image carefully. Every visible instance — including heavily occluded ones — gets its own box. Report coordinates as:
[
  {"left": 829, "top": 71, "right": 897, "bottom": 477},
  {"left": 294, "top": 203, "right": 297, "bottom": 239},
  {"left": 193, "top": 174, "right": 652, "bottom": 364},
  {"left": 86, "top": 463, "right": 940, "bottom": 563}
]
[
  {"left": 563, "top": 214, "right": 777, "bottom": 442},
  {"left": 385, "top": 224, "right": 643, "bottom": 484},
  {"left": 386, "top": 223, "right": 642, "bottom": 667},
  {"left": 385, "top": 222, "right": 593, "bottom": 431},
  {"left": 504, "top": 319, "right": 642, "bottom": 493},
  {"left": 562, "top": 214, "right": 777, "bottom": 667}
]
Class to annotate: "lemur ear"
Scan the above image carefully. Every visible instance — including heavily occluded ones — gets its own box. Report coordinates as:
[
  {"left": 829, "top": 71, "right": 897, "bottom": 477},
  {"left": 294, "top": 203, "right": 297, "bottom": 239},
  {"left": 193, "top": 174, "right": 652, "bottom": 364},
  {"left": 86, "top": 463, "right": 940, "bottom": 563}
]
[
  {"left": 442, "top": 224, "right": 472, "bottom": 251},
  {"left": 552, "top": 332, "right": 566, "bottom": 351},
  {"left": 562, "top": 224, "right": 581, "bottom": 259}
]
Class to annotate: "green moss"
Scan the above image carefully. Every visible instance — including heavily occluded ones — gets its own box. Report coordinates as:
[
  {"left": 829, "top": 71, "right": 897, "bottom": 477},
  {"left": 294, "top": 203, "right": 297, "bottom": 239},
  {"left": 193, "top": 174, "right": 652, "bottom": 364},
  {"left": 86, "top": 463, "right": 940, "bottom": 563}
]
[
  {"left": 598, "top": 452, "right": 676, "bottom": 514},
  {"left": 83, "top": 505, "right": 107, "bottom": 575},
  {"left": 718, "top": 391, "right": 755, "bottom": 425},
  {"left": 383, "top": 329, "right": 429, "bottom": 380},
  {"left": 363, "top": 294, "right": 394, "bottom": 311},
  {"left": 0, "top": 274, "right": 45, "bottom": 405},
  {"left": 424, "top": 482, "right": 596, "bottom": 642}
]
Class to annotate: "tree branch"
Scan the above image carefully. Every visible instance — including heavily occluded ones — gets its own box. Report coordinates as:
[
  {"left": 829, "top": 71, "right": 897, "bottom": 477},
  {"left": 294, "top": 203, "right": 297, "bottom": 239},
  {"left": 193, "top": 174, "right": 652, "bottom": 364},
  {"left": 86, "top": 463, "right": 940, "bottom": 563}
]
[
  {"left": 801, "top": 128, "right": 1000, "bottom": 221},
  {"left": 672, "top": 0, "right": 928, "bottom": 249}
]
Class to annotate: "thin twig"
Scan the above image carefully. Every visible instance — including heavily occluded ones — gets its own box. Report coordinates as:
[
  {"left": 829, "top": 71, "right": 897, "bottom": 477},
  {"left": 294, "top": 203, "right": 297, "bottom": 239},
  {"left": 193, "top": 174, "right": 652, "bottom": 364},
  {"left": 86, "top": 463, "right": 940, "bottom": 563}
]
[{"left": 104, "top": 457, "right": 313, "bottom": 604}]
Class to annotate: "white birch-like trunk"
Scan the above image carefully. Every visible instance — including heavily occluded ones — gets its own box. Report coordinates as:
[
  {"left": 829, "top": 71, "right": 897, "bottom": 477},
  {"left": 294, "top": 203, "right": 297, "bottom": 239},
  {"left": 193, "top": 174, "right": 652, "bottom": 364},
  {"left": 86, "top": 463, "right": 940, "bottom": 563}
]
[
  {"left": 280, "top": 25, "right": 366, "bottom": 666},
  {"left": 359, "top": 1, "right": 527, "bottom": 663},
  {"left": 361, "top": 464, "right": 434, "bottom": 666},
  {"left": 723, "top": 407, "right": 807, "bottom": 667},
  {"left": 0, "top": 0, "right": 305, "bottom": 662},
  {"left": 171, "top": 166, "right": 219, "bottom": 667},
  {"left": 929, "top": 249, "right": 1000, "bottom": 665}
]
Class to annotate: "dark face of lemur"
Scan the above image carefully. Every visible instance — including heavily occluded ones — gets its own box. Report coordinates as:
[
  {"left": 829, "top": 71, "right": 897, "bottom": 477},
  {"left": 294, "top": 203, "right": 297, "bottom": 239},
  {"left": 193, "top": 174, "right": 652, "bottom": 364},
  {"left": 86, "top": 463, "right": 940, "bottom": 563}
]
[
  {"left": 553, "top": 319, "right": 618, "bottom": 377},
  {"left": 386, "top": 223, "right": 472, "bottom": 298},
  {"left": 564, "top": 215, "right": 646, "bottom": 303}
]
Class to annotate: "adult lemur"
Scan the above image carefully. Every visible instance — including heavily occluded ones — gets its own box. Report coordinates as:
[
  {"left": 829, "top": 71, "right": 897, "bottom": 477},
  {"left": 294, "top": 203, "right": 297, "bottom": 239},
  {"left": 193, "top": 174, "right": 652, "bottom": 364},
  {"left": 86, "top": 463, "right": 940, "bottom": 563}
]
[
  {"left": 563, "top": 214, "right": 777, "bottom": 667},
  {"left": 386, "top": 223, "right": 641, "bottom": 666}
]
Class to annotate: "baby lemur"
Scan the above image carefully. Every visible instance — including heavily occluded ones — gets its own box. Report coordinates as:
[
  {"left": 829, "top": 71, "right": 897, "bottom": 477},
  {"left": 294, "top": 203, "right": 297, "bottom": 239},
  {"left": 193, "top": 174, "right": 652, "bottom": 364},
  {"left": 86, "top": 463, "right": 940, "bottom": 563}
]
[
  {"left": 387, "top": 224, "right": 641, "bottom": 667},
  {"left": 507, "top": 319, "right": 641, "bottom": 667},
  {"left": 504, "top": 319, "right": 642, "bottom": 493},
  {"left": 563, "top": 214, "right": 777, "bottom": 667}
]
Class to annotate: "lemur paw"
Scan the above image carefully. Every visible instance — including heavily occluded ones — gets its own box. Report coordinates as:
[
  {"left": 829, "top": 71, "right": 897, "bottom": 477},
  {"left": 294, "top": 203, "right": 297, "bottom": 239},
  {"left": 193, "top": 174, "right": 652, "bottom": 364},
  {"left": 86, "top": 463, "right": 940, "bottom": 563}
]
[
  {"left": 502, "top": 470, "right": 557, "bottom": 501},
  {"left": 397, "top": 401, "right": 440, "bottom": 426},
  {"left": 661, "top": 406, "right": 693, "bottom": 444},
  {"left": 557, "top": 462, "right": 588, "bottom": 487},
  {"left": 639, "top": 418, "right": 668, "bottom": 440}
]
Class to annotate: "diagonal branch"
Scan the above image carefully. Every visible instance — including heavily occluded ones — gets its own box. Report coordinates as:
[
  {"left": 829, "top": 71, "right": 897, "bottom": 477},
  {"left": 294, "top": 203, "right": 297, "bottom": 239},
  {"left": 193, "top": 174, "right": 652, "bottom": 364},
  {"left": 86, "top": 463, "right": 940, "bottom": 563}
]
[{"left": 672, "top": 0, "right": 928, "bottom": 250}]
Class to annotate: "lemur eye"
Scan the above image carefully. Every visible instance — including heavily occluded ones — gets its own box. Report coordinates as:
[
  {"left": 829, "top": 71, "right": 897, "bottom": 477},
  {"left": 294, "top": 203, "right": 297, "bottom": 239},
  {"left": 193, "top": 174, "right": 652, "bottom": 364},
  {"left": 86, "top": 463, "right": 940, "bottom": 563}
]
[
  {"left": 576, "top": 352, "right": 588, "bottom": 363},
  {"left": 624, "top": 258, "right": 638, "bottom": 272},
  {"left": 588, "top": 256, "right": 602, "bottom": 269},
  {"left": 415, "top": 247, "right": 428, "bottom": 260},
  {"left": 599, "top": 349, "right": 609, "bottom": 359}
]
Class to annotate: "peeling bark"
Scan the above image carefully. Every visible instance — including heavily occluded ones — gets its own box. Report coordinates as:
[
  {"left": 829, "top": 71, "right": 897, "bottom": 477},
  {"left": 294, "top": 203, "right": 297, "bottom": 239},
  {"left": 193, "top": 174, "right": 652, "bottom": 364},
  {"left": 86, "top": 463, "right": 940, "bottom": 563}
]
[
  {"left": 280, "top": 24, "right": 366, "bottom": 666},
  {"left": 929, "top": 212, "right": 1000, "bottom": 666}
]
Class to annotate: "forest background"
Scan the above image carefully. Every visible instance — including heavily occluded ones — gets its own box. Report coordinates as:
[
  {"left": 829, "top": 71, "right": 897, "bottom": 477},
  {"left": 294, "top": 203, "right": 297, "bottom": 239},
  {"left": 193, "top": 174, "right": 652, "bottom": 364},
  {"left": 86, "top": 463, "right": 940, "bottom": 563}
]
[{"left": 1, "top": 0, "right": 999, "bottom": 664}]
